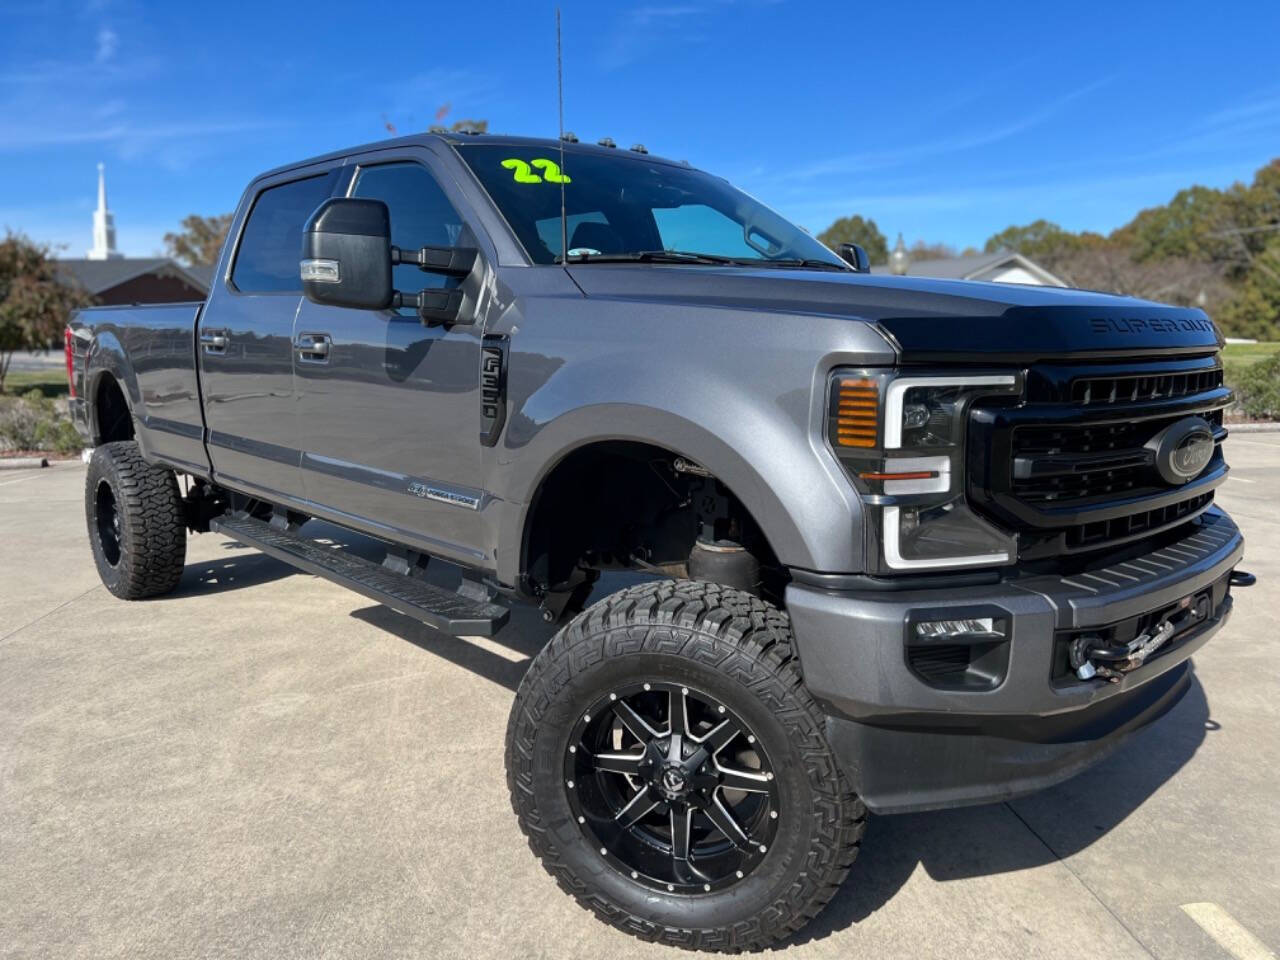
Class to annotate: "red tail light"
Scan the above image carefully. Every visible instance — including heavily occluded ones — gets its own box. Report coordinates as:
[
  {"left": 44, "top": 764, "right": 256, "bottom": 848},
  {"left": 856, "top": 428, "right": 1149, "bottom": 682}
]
[{"left": 65, "top": 326, "right": 76, "bottom": 399}]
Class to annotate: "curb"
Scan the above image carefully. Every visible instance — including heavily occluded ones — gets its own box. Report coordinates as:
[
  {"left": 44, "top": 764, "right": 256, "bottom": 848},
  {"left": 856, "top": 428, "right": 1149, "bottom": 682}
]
[
  {"left": 1227, "top": 422, "right": 1280, "bottom": 434},
  {"left": 0, "top": 456, "right": 50, "bottom": 470}
]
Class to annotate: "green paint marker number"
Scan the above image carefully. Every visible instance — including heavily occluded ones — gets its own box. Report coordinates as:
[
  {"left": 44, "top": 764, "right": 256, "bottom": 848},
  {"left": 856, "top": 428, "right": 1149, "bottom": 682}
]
[{"left": 501, "top": 158, "right": 571, "bottom": 184}]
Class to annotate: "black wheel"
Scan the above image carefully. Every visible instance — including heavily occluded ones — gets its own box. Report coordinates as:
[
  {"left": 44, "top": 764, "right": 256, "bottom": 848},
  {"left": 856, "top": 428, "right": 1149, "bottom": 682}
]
[
  {"left": 85, "top": 441, "right": 186, "bottom": 599},
  {"left": 506, "top": 580, "right": 867, "bottom": 951}
]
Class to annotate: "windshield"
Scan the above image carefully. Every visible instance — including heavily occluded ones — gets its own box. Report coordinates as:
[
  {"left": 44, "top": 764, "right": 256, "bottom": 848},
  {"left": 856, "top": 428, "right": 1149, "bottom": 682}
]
[{"left": 455, "top": 143, "right": 845, "bottom": 268}]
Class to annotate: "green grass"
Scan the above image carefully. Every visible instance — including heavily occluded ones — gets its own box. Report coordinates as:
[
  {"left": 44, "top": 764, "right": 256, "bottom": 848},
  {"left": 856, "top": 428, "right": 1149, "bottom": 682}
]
[{"left": 0, "top": 370, "right": 69, "bottom": 398}]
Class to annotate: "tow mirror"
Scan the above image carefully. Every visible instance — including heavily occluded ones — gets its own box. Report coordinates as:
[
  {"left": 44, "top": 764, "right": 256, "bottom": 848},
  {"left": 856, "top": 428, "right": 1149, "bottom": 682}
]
[
  {"left": 301, "top": 197, "right": 479, "bottom": 325},
  {"left": 838, "top": 243, "right": 871, "bottom": 273},
  {"left": 301, "top": 198, "right": 394, "bottom": 310}
]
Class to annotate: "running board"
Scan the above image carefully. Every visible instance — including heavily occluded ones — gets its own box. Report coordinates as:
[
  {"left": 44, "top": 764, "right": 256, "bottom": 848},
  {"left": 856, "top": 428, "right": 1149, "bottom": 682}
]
[{"left": 211, "top": 513, "right": 510, "bottom": 636}]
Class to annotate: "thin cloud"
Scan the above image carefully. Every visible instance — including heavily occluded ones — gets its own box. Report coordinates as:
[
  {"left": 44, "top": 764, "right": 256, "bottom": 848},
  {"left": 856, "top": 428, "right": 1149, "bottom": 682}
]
[
  {"left": 598, "top": 4, "right": 708, "bottom": 70},
  {"left": 0, "top": 119, "right": 279, "bottom": 152},
  {"left": 95, "top": 26, "right": 118, "bottom": 64},
  {"left": 781, "top": 76, "right": 1115, "bottom": 183}
]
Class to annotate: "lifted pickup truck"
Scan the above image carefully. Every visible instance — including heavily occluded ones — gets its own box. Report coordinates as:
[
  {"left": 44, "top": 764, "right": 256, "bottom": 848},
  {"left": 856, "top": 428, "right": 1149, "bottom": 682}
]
[{"left": 67, "top": 131, "right": 1252, "bottom": 951}]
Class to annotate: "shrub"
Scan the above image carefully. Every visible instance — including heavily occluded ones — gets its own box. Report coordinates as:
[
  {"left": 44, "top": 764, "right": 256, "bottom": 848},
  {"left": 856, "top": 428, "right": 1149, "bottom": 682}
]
[
  {"left": 0, "top": 389, "right": 82, "bottom": 454},
  {"left": 1233, "top": 351, "right": 1280, "bottom": 420}
]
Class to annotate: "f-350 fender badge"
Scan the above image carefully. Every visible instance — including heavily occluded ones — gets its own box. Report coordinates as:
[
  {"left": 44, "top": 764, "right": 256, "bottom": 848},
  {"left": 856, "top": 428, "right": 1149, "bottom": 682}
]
[{"left": 480, "top": 335, "right": 508, "bottom": 447}]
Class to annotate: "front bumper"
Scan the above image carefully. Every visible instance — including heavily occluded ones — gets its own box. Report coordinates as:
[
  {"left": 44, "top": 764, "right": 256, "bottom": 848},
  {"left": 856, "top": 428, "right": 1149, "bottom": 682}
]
[{"left": 786, "top": 508, "right": 1243, "bottom": 814}]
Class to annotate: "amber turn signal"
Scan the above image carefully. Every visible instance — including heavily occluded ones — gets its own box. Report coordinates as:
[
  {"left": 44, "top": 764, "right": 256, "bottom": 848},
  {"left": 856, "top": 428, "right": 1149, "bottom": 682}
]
[{"left": 835, "top": 377, "right": 879, "bottom": 448}]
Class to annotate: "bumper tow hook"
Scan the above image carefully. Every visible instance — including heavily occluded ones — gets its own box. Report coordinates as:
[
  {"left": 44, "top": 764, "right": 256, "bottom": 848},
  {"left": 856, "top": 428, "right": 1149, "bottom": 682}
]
[
  {"left": 1071, "top": 620, "right": 1177, "bottom": 683},
  {"left": 1230, "top": 569, "right": 1256, "bottom": 588}
]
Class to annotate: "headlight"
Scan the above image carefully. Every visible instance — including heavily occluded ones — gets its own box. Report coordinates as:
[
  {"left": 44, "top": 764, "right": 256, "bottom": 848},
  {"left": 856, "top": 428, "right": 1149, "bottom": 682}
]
[{"left": 828, "top": 370, "right": 1022, "bottom": 572}]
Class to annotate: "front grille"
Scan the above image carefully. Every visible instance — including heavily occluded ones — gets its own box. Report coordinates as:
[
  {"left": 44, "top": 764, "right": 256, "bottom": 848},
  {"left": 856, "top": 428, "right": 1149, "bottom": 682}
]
[
  {"left": 1011, "top": 409, "right": 1223, "bottom": 505},
  {"left": 1066, "top": 492, "right": 1214, "bottom": 549},
  {"left": 969, "top": 355, "right": 1231, "bottom": 560},
  {"left": 1072, "top": 367, "right": 1223, "bottom": 405}
]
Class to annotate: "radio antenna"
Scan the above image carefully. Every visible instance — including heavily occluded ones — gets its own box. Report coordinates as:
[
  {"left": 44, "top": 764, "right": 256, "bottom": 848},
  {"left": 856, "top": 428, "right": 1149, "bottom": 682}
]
[{"left": 556, "top": 7, "right": 568, "bottom": 264}]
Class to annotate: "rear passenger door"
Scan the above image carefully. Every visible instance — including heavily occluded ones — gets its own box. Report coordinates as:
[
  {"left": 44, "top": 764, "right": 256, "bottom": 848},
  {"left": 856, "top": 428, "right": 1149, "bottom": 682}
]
[
  {"left": 291, "top": 155, "right": 488, "bottom": 565},
  {"left": 200, "top": 170, "right": 338, "bottom": 501}
]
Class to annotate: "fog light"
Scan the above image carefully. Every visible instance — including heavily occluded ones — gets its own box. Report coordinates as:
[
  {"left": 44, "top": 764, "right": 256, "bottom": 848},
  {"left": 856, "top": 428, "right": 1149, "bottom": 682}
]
[{"left": 915, "top": 617, "right": 999, "bottom": 639}]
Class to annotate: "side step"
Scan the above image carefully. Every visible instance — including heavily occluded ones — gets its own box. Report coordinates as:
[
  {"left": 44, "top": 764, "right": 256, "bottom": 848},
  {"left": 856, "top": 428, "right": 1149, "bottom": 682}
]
[{"left": 211, "top": 513, "right": 510, "bottom": 637}]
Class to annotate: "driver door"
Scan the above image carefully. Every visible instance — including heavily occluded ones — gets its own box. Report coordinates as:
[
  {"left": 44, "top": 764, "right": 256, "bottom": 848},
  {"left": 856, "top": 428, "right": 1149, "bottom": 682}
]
[{"left": 292, "top": 155, "right": 488, "bottom": 566}]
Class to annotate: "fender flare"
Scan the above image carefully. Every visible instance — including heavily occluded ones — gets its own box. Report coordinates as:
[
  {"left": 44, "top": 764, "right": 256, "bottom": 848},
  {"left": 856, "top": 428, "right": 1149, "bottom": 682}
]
[{"left": 491, "top": 401, "right": 865, "bottom": 586}]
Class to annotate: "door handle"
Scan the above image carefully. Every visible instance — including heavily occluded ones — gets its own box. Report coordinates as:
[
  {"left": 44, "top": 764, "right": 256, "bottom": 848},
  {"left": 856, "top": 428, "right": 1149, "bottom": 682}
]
[
  {"left": 295, "top": 333, "right": 331, "bottom": 362},
  {"left": 200, "top": 330, "right": 228, "bottom": 352}
]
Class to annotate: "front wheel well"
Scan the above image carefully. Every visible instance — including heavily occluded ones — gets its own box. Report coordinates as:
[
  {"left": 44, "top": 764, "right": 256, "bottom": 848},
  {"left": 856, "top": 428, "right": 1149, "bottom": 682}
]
[{"left": 520, "top": 441, "right": 783, "bottom": 605}]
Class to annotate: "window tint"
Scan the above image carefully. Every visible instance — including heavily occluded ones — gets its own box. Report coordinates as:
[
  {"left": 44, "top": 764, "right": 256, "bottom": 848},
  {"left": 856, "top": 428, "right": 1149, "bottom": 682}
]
[
  {"left": 456, "top": 144, "right": 843, "bottom": 267},
  {"left": 536, "top": 211, "right": 608, "bottom": 258},
  {"left": 232, "top": 175, "right": 333, "bottom": 293},
  {"left": 652, "top": 204, "right": 770, "bottom": 259},
  {"left": 350, "top": 162, "right": 465, "bottom": 307}
]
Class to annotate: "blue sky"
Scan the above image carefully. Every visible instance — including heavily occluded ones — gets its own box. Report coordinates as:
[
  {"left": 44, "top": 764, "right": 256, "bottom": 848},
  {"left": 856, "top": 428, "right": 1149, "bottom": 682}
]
[{"left": 2, "top": 0, "right": 1278, "bottom": 258}]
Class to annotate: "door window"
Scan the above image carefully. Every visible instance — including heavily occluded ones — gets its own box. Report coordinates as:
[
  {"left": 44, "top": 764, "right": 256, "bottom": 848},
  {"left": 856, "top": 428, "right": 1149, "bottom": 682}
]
[
  {"left": 350, "top": 162, "right": 466, "bottom": 311},
  {"left": 231, "top": 174, "right": 333, "bottom": 293}
]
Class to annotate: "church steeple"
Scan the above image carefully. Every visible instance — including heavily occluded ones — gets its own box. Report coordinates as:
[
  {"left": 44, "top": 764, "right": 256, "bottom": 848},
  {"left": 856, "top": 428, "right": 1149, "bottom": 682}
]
[{"left": 88, "top": 163, "right": 122, "bottom": 260}]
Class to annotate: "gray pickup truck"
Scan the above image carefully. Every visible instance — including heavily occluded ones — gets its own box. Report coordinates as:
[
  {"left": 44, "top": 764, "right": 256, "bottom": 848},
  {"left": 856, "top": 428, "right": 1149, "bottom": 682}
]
[{"left": 66, "top": 131, "right": 1252, "bottom": 951}]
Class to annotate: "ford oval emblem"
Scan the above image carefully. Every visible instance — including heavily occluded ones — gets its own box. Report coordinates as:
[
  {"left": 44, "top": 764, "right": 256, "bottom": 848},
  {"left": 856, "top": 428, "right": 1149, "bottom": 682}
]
[{"left": 1146, "top": 417, "right": 1215, "bottom": 485}]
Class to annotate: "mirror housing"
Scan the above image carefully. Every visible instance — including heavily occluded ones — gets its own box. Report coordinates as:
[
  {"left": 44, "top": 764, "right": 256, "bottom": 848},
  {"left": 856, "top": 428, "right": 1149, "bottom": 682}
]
[
  {"left": 301, "top": 198, "right": 394, "bottom": 309},
  {"left": 301, "top": 197, "right": 480, "bottom": 325},
  {"left": 838, "top": 243, "right": 872, "bottom": 273}
]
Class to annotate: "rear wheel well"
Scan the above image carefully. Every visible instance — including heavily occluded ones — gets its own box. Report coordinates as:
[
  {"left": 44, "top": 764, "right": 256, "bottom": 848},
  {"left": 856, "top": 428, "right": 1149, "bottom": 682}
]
[
  {"left": 94, "top": 374, "right": 134, "bottom": 445},
  {"left": 521, "top": 441, "right": 783, "bottom": 606}
]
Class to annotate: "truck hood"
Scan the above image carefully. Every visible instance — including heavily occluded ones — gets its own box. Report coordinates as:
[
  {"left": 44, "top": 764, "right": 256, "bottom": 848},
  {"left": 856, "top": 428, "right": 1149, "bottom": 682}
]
[{"left": 565, "top": 264, "right": 1222, "bottom": 362}]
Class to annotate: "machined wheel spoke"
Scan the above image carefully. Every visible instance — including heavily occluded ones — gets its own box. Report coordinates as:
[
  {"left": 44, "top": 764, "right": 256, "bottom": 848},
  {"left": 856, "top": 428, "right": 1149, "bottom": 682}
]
[
  {"left": 613, "top": 699, "right": 660, "bottom": 742},
  {"left": 667, "top": 688, "right": 691, "bottom": 737},
  {"left": 716, "top": 765, "right": 772, "bottom": 794},
  {"left": 670, "top": 807, "right": 692, "bottom": 861},
  {"left": 615, "top": 787, "right": 662, "bottom": 829},
  {"left": 704, "top": 793, "right": 751, "bottom": 850},
  {"left": 698, "top": 717, "right": 740, "bottom": 755},
  {"left": 591, "top": 750, "right": 645, "bottom": 777}
]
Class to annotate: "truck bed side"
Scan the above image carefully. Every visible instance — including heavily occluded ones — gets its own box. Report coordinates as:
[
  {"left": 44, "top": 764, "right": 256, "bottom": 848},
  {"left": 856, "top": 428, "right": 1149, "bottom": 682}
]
[{"left": 68, "top": 301, "right": 211, "bottom": 478}]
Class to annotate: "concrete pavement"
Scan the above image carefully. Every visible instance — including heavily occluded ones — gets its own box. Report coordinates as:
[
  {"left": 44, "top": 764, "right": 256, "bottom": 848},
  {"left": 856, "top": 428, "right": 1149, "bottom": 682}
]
[{"left": 1, "top": 437, "right": 1277, "bottom": 959}]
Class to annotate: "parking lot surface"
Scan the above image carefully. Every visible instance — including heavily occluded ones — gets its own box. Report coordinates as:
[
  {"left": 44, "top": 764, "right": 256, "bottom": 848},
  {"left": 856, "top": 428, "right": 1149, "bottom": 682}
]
[{"left": 2, "top": 435, "right": 1277, "bottom": 960}]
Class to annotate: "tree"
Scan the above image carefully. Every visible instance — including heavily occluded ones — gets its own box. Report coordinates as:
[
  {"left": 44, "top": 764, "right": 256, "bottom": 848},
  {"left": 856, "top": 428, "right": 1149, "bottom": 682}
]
[
  {"left": 1113, "top": 160, "right": 1280, "bottom": 276},
  {"left": 164, "top": 213, "right": 234, "bottom": 267},
  {"left": 817, "top": 215, "right": 888, "bottom": 265},
  {"left": 907, "top": 240, "right": 958, "bottom": 261},
  {"left": 1217, "top": 235, "right": 1280, "bottom": 341},
  {"left": 0, "top": 231, "right": 93, "bottom": 392},
  {"left": 984, "top": 219, "right": 1105, "bottom": 267}
]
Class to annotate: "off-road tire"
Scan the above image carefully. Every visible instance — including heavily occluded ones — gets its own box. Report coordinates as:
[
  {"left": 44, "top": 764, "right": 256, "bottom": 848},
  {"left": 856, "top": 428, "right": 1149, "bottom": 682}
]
[
  {"left": 506, "top": 579, "right": 867, "bottom": 952},
  {"left": 85, "top": 441, "right": 186, "bottom": 599}
]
